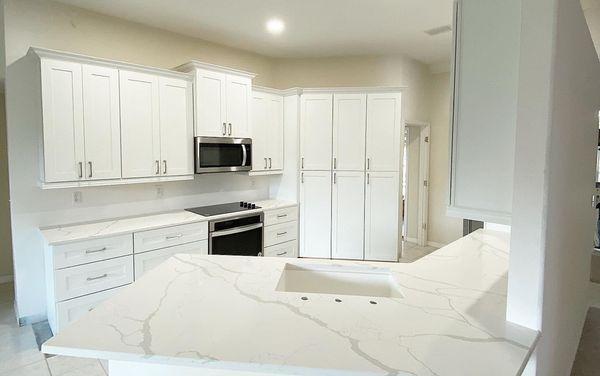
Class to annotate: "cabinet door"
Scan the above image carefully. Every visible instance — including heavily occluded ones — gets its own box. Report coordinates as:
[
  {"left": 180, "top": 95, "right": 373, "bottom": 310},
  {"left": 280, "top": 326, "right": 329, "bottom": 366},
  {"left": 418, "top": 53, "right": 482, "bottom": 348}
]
[
  {"left": 82, "top": 65, "right": 121, "bottom": 180},
  {"left": 159, "top": 77, "right": 193, "bottom": 176},
  {"left": 40, "top": 59, "right": 85, "bottom": 182},
  {"left": 364, "top": 172, "right": 399, "bottom": 261},
  {"left": 366, "top": 93, "right": 402, "bottom": 172},
  {"left": 267, "top": 94, "right": 284, "bottom": 170},
  {"left": 300, "top": 94, "right": 333, "bottom": 171},
  {"left": 251, "top": 91, "right": 268, "bottom": 171},
  {"left": 195, "top": 69, "right": 227, "bottom": 137},
  {"left": 299, "top": 171, "right": 332, "bottom": 259},
  {"left": 226, "top": 74, "right": 251, "bottom": 138},
  {"left": 332, "top": 171, "right": 365, "bottom": 260},
  {"left": 119, "top": 70, "right": 161, "bottom": 178},
  {"left": 333, "top": 94, "right": 366, "bottom": 171}
]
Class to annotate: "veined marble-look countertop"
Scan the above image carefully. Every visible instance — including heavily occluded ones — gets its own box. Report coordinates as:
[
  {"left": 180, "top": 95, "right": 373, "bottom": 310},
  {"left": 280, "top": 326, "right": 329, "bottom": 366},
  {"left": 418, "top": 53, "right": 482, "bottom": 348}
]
[
  {"left": 42, "top": 229, "right": 539, "bottom": 376},
  {"left": 39, "top": 199, "right": 296, "bottom": 246}
]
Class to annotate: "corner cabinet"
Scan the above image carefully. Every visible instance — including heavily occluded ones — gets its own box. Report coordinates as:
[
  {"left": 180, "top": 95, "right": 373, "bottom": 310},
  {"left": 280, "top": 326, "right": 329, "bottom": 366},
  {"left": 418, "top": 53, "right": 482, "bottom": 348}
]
[
  {"left": 29, "top": 48, "right": 194, "bottom": 188},
  {"left": 174, "top": 61, "right": 255, "bottom": 138},
  {"left": 448, "top": 0, "right": 520, "bottom": 224},
  {"left": 251, "top": 88, "right": 284, "bottom": 173}
]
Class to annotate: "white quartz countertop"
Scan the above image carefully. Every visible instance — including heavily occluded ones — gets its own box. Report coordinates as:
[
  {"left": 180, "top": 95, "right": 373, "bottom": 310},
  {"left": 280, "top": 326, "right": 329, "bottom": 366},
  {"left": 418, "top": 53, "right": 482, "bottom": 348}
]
[
  {"left": 42, "top": 229, "right": 539, "bottom": 376},
  {"left": 39, "top": 199, "right": 296, "bottom": 245}
]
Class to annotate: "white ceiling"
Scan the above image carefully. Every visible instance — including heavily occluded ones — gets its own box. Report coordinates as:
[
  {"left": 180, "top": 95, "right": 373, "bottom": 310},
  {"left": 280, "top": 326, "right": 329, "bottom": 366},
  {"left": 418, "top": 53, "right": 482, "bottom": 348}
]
[{"left": 55, "top": 0, "right": 454, "bottom": 65}]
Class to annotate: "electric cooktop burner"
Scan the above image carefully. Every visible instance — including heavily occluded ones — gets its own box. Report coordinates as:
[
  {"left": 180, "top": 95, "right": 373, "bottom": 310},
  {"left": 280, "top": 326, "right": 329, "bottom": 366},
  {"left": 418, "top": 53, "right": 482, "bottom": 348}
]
[{"left": 185, "top": 202, "right": 260, "bottom": 217}]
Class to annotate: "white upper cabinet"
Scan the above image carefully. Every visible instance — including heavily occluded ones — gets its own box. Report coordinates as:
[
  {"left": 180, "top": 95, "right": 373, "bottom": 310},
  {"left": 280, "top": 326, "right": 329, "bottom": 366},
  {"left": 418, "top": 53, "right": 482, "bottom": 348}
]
[
  {"left": 251, "top": 89, "right": 284, "bottom": 172},
  {"left": 81, "top": 64, "right": 121, "bottom": 180},
  {"left": 333, "top": 94, "right": 366, "bottom": 171},
  {"left": 331, "top": 171, "right": 365, "bottom": 260},
  {"left": 120, "top": 70, "right": 161, "bottom": 179},
  {"left": 158, "top": 77, "right": 194, "bottom": 176},
  {"left": 300, "top": 93, "right": 333, "bottom": 171},
  {"left": 448, "top": 0, "right": 520, "bottom": 224},
  {"left": 364, "top": 171, "right": 399, "bottom": 262},
  {"left": 175, "top": 62, "right": 255, "bottom": 138},
  {"left": 299, "top": 170, "right": 332, "bottom": 259},
  {"left": 40, "top": 59, "right": 85, "bottom": 183},
  {"left": 366, "top": 93, "right": 402, "bottom": 172}
]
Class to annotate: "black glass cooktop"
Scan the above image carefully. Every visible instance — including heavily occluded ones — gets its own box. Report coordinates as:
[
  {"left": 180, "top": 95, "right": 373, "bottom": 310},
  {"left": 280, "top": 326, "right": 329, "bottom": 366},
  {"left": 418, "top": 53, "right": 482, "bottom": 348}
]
[{"left": 185, "top": 202, "right": 260, "bottom": 217}]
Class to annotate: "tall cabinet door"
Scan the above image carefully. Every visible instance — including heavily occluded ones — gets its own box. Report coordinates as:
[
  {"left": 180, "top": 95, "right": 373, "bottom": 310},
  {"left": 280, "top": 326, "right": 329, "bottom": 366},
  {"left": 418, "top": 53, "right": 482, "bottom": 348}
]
[
  {"left": 251, "top": 91, "right": 268, "bottom": 171},
  {"left": 299, "top": 171, "right": 332, "bottom": 259},
  {"left": 195, "top": 69, "right": 227, "bottom": 137},
  {"left": 82, "top": 65, "right": 121, "bottom": 180},
  {"left": 333, "top": 94, "right": 366, "bottom": 171},
  {"left": 119, "top": 70, "right": 161, "bottom": 178},
  {"left": 364, "top": 172, "right": 400, "bottom": 261},
  {"left": 40, "top": 59, "right": 85, "bottom": 182},
  {"left": 267, "top": 94, "right": 284, "bottom": 170},
  {"left": 159, "top": 77, "right": 194, "bottom": 176},
  {"left": 300, "top": 94, "right": 333, "bottom": 171},
  {"left": 366, "top": 93, "right": 402, "bottom": 172},
  {"left": 226, "top": 75, "right": 251, "bottom": 138},
  {"left": 332, "top": 171, "right": 365, "bottom": 260}
]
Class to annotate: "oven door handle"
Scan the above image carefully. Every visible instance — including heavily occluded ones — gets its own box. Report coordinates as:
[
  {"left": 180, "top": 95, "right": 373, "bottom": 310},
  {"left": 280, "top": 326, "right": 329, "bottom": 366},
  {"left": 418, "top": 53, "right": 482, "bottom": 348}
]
[
  {"left": 211, "top": 223, "right": 263, "bottom": 238},
  {"left": 241, "top": 144, "right": 247, "bottom": 166}
]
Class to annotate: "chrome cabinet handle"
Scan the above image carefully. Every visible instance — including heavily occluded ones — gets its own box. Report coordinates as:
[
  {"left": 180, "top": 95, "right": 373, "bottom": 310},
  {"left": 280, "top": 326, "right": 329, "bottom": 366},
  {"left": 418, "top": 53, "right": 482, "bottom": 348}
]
[
  {"left": 85, "top": 247, "right": 107, "bottom": 254},
  {"left": 367, "top": 173, "right": 370, "bottom": 185},
  {"left": 301, "top": 157, "right": 304, "bottom": 169},
  {"left": 367, "top": 158, "right": 371, "bottom": 170},
  {"left": 155, "top": 160, "right": 160, "bottom": 175},
  {"left": 166, "top": 234, "right": 183, "bottom": 240},
  {"left": 86, "top": 273, "right": 108, "bottom": 281},
  {"left": 264, "top": 158, "right": 267, "bottom": 169},
  {"left": 301, "top": 172, "right": 304, "bottom": 183},
  {"left": 269, "top": 158, "right": 272, "bottom": 169},
  {"left": 78, "top": 162, "right": 83, "bottom": 178},
  {"left": 277, "top": 232, "right": 288, "bottom": 236},
  {"left": 88, "top": 161, "right": 93, "bottom": 178},
  {"left": 277, "top": 251, "right": 288, "bottom": 256},
  {"left": 333, "top": 157, "right": 337, "bottom": 170},
  {"left": 163, "top": 160, "right": 167, "bottom": 175},
  {"left": 276, "top": 214, "right": 287, "bottom": 218},
  {"left": 222, "top": 122, "right": 227, "bottom": 135},
  {"left": 333, "top": 172, "right": 337, "bottom": 184},
  {"left": 228, "top": 123, "right": 232, "bottom": 136}
]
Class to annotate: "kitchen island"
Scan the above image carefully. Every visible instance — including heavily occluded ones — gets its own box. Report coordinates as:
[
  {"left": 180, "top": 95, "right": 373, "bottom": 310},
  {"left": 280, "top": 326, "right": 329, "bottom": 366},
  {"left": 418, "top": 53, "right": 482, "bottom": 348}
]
[{"left": 41, "top": 229, "right": 539, "bottom": 376}]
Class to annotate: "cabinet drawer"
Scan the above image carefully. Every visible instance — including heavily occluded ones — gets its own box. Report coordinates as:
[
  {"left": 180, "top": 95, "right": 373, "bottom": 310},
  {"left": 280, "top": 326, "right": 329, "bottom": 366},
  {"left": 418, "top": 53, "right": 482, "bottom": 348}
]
[
  {"left": 264, "top": 240, "right": 298, "bottom": 258},
  {"left": 264, "top": 206, "right": 298, "bottom": 227},
  {"left": 56, "top": 286, "right": 125, "bottom": 333},
  {"left": 53, "top": 235, "right": 133, "bottom": 269},
  {"left": 54, "top": 256, "right": 133, "bottom": 301},
  {"left": 134, "top": 222, "right": 208, "bottom": 253},
  {"left": 134, "top": 240, "right": 208, "bottom": 279},
  {"left": 264, "top": 221, "right": 297, "bottom": 247}
]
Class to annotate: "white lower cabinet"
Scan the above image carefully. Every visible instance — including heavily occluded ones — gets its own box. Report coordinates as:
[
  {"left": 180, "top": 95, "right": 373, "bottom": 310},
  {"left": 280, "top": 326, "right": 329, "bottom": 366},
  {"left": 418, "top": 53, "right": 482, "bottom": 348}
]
[
  {"left": 56, "top": 286, "right": 125, "bottom": 333},
  {"left": 134, "top": 222, "right": 208, "bottom": 253},
  {"left": 264, "top": 241, "right": 298, "bottom": 258},
  {"left": 134, "top": 240, "right": 208, "bottom": 279},
  {"left": 332, "top": 171, "right": 365, "bottom": 260},
  {"left": 299, "top": 171, "right": 332, "bottom": 259},
  {"left": 364, "top": 172, "right": 400, "bottom": 261},
  {"left": 264, "top": 221, "right": 297, "bottom": 248},
  {"left": 263, "top": 205, "right": 298, "bottom": 258}
]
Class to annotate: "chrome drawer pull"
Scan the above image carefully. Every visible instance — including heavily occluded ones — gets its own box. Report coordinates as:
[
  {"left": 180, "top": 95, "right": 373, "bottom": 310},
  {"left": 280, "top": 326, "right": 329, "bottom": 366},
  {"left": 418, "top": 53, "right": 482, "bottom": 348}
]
[
  {"left": 277, "top": 232, "right": 288, "bottom": 236},
  {"left": 276, "top": 252, "right": 287, "bottom": 256},
  {"left": 276, "top": 214, "right": 288, "bottom": 218},
  {"left": 85, "top": 247, "right": 107, "bottom": 254},
  {"left": 166, "top": 234, "right": 183, "bottom": 240},
  {"left": 86, "top": 273, "right": 108, "bottom": 281}
]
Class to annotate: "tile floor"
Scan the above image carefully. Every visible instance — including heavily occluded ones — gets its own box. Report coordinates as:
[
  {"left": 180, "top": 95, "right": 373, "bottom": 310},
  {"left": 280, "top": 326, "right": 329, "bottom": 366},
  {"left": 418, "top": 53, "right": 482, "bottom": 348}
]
[{"left": 399, "top": 241, "right": 438, "bottom": 263}]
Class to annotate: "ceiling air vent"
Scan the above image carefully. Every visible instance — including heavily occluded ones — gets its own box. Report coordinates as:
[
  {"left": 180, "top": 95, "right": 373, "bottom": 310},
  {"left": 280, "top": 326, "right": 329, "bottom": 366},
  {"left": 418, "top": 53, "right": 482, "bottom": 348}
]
[{"left": 424, "top": 25, "right": 452, "bottom": 36}]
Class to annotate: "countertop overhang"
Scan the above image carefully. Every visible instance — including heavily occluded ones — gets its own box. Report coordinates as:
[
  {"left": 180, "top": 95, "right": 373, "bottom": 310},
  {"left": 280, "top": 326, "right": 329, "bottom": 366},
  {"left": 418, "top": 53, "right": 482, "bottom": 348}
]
[{"left": 42, "top": 229, "right": 539, "bottom": 376}]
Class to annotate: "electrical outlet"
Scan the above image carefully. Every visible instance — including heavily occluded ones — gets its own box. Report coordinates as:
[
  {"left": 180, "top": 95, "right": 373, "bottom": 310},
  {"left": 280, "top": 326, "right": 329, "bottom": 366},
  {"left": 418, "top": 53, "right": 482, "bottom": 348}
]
[
  {"left": 156, "top": 186, "right": 164, "bottom": 198},
  {"left": 73, "top": 191, "right": 83, "bottom": 204},
  {"left": 250, "top": 178, "right": 256, "bottom": 188}
]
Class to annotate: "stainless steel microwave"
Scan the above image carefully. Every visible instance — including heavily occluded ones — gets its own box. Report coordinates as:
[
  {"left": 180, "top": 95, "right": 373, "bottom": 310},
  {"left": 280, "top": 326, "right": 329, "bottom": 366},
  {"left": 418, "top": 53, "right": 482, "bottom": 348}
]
[{"left": 194, "top": 137, "right": 252, "bottom": 174}]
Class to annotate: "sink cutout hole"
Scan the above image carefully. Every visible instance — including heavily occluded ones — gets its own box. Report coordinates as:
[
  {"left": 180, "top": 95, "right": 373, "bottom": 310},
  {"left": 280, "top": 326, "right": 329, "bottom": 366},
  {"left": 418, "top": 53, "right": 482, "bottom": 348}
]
[{"left": 370, "top": 300, "right": 378, "bottom": 305}]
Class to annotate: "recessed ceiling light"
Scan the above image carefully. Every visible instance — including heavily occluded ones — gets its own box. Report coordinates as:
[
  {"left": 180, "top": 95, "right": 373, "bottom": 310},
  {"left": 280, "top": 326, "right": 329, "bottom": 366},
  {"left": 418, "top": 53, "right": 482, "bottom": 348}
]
[{"left": 266, "top": 18, "right": 285, "bottom": 34}]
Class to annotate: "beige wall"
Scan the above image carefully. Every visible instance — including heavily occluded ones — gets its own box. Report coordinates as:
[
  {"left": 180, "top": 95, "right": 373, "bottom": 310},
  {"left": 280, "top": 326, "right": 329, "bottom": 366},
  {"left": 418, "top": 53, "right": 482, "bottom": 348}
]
[
  {"left": 426, "top": 73, "right": 462, "bottom": 245},
  {"left": 0, "top": 91, "right": 12, "bottom": 281}
]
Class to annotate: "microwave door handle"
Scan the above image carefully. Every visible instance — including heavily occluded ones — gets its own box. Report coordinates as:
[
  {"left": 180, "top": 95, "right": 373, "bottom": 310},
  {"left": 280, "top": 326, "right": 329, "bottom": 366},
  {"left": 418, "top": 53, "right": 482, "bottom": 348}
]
[
  {"left": 211, "top": 223, "right": 263, "bottom": 238},
  {"left": 241, "top": 144, "right": 247, "bottom": 166}
]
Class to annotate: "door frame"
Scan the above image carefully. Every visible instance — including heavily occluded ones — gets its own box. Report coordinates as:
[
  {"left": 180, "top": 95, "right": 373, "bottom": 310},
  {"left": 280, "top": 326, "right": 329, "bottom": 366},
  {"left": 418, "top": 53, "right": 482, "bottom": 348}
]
[{"left": 404, "top": 121, "right": 431, "bottom": 247}]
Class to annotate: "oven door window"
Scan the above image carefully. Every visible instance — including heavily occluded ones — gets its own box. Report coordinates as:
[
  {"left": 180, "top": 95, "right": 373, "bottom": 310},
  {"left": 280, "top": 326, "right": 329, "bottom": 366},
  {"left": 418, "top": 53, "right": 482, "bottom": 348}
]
[
  {"left": 198, "top": 144, "right": 244, "bottom": 168},
  {"left": 210, "top": 226, "right": 263, "bottom": 256}
]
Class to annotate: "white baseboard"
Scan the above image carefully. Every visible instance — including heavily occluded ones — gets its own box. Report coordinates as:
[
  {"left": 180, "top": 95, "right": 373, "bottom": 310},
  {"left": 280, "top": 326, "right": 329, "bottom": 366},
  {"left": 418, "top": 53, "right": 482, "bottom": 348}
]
[
  {"left": 0, "top": 275, "right": 14, "bottom": 284},
  {"left": 427, "top": 241, "right": 447, "bottom": 248}
]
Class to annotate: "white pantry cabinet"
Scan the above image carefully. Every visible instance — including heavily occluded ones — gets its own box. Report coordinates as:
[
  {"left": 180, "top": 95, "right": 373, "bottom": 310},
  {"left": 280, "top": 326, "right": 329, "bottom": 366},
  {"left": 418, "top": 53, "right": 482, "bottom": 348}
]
[
  {"left": 331, "top": 171, "right": 365, "bottom": 260},
  {"left": 300, "top": 94, "right": 333, "bottom": 171},
  {"left": 366, "top": 93, "right": 402, "bottom": 172},
  {"left": 299, "top": 170, "right": 332, "bottom": 259},
  {"left": 364, "top": 171, "right": 400, "bottom": 261},
  {"left": 333, "top": 94, "right": 366, "bottom": 171},
  {"left": 175, "top": 62, "right": 255, "bottom": 138},
  {"left": 251, "top": 89, "right": 284, "bottom": 172}
]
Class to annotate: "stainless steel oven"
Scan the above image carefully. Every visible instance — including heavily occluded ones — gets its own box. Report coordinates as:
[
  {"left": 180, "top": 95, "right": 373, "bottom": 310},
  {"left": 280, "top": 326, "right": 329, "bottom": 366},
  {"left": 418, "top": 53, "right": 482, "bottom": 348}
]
[
  {"left": 208, "top": 213, "right": 264, "bottom": 256},
  {"left": 194, "top": 137, "right": 252, "bottom": 174}
]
